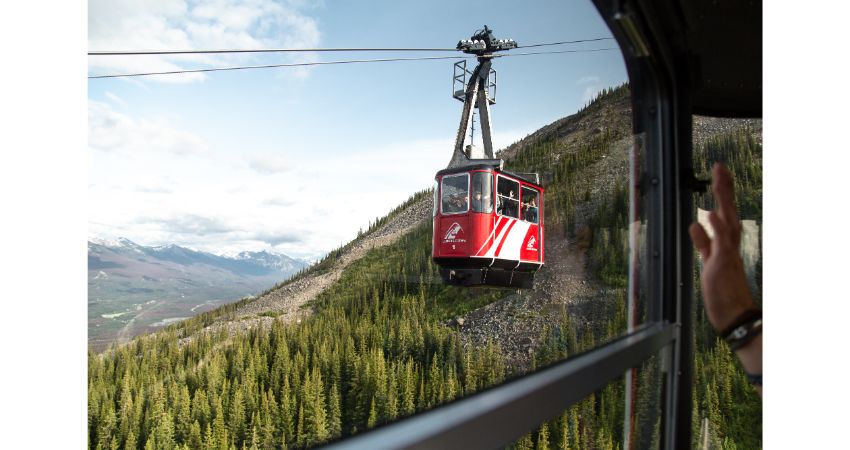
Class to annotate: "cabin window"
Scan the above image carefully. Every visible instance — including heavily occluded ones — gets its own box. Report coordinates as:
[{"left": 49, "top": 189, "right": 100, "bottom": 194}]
[
  {"left": 496, "top": 176, "right": 520, "bottom": 218},
  {"left": 521, "top": 186, "right": 540, "bottom": 224},
  {"left": 432, "top": 180, "right": 438, "bottom": 217},
  {"left": 471, "top": 172, "right": 493, "bottom": 213},
  {"left": 441, "top": 173, "right": 469, "bottom": 215}
]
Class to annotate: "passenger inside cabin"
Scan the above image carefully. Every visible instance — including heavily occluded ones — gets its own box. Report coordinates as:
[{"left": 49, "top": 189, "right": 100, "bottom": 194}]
[
  {"left": 451, "top": 195, "right": 467, "bottom": 211},
  {"left": 505, "top": 190, "right": 518, "bottom": 217},
  {"left": 523, "top": 196, "right": 538, "bottom": 223},
  {"left": 472, "top": 190, "right": 490, "bottom": 212}
]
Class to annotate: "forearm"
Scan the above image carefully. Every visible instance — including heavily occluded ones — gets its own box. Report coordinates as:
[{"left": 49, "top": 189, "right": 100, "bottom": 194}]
[{"left": 734, "top": 333, "right": 762, "bottom": 395}]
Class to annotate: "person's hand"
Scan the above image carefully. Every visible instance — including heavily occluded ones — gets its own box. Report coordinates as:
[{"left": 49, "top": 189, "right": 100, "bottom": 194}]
[{"left": 688, "top": 163, "right": 755, "bottom": 332}]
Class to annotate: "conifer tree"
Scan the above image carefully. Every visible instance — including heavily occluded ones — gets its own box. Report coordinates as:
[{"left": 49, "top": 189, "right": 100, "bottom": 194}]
[
  {"left": 191, "top": 389, "right": 210, "bottom": 431},
  {"left": 125, "top": 429, "right": 138, "bottom": 450},
  {"left": 515, "top": 433, "right": 534, "bottom": 450},
  {"left": 367, "top": 396, "right": 379, "bottom": 429},
  {"left": 536, "top": 423, "right": 551, "bottom": 450},
  {"left": 175, "top": 386, "right": 192, "bottom": 444},
  {"left": 187, "top": 421, "right": 202, "bottom": 450},
  {"left": 204, "top": 424, "right": 215, "bottom": 450},
  {"left": 154, "top": 410, "right": 175, "bottom": 450},
  {"left": 279, "top": 378, "right": 294, "bottom": 446},
  {"left": 569, "top": 407, "right": 581, "bottom": 450},
  {"left": 328, "top": 383, "right": 343, "bottom": 438},
  {"left": 212, "top": 399, "right": 228, "bottom": 450},
  {"left": 402, "top": 360, "right": 416, "bottom": 416},
  {"left": 228, "top": 387, "right": 246, "bottom": 447},
  {"left": 295, "top": 402, "right": 304, "bottom": 448}
]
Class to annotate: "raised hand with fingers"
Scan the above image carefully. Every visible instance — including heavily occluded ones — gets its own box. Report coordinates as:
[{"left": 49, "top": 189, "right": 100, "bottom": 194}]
[
  {"left": 689, "top": 163, "right": 762, "bottom": 392},
  {"left": 688, "top": 163, "right": 755, "bottom": 331}
]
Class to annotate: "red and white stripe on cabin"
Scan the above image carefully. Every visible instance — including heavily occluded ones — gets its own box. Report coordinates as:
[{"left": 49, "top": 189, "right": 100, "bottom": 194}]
[{"left": 474, "top": 216, "right": 540, "bottom": 262}]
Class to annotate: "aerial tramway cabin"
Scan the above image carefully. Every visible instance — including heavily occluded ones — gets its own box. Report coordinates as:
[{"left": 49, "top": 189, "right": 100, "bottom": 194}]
[{"left": 432, "top": 161, "right": 544, "bottom": 288}]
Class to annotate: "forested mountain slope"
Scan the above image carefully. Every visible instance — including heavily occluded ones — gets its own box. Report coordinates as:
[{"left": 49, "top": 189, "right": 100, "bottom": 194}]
[{"left": 88, "top": 85, "right": 762, "bottom": 450}]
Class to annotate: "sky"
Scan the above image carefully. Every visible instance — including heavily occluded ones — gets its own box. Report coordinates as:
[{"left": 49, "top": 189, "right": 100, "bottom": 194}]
[{"left": 87, "top": 0, "right": 629, "bottom": 262}]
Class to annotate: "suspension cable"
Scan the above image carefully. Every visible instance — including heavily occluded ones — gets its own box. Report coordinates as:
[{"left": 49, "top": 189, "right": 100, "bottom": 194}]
[
  {"left": 88, "top": 55, "right": 472, "bottom": 79},
  {"left": 88, "top": 47, "right": 619, "bottom": 79},
  {"left": 88, "top": 38, "right": 615, "bottom": 56}
]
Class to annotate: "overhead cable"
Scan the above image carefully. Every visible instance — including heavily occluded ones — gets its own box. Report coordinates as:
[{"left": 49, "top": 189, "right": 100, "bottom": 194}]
[
  {"left": 88, "top": 47, "right": 459, "bottom": 56},
  {"left": 88, "top": 38, "right": 615, "bottom": 56},
  {"left": 516, "top": 37, "right": 615, "bottom": 49},
  {"left": 88, "top": 48, "right": 619, "bottom": 79},
  {"left": 88, "top": 55, "right": 472, "bottom": 79},
  {"left": 496, "top": 47, "right": 619, "bottom": 58}
]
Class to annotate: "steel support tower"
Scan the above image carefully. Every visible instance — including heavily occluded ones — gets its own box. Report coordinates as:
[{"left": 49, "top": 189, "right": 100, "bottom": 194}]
[{"left": 447, "top": 26, "right": 516, "bottom": 168}]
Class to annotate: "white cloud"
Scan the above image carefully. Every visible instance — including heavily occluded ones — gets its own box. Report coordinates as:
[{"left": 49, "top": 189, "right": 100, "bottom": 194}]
[
  {"left": 577, "top": 75, "right": 600, "bottom": 85},
  {"left": 104, "top": 92, "right": 127, "bottom": 108},
  {"left": 134, "top": 184, "right": 173, "bottom": 194},
  {"left": 577, "top": 74, "right": 603, "bottom": 104},
  {"left": 581, "top": 85, "right": 604, "bottom": 104},
  {"left": 262, "top": 197, "right": 296, "bottom": 207},
  {"left": 247, "top": 153, "right": 295, "bottom": 174},
  {"left": 88, "top": 100, "right": 209, "bottom": 155},
  {"left": 89, "top": 118, "right": 545, "bottom": 262},
  {"left": 88, "top": 0, "right": 322, "bottom": 82}
]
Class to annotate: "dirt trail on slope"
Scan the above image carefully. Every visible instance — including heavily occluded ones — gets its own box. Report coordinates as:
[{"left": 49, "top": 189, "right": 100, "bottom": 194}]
[{"left": 179, "top": 196, "right": 432, "bottom": 344}]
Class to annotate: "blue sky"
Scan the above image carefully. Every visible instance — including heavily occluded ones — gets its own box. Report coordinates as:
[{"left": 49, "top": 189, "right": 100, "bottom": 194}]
[{"left": 87, "top": 0, "right": 628, "bottom": 261}]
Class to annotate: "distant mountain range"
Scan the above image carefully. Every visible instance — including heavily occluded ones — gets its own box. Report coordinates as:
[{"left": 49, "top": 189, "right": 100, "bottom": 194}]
[
  {"left": 88, "top": 237, "right": 308, "bottom": 350},
  {"left": 89, "top": 237, "right": 306, "bottom": 278}
]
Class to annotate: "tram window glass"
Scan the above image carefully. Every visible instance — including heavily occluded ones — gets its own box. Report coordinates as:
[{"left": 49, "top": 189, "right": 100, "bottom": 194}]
[
  {"left": 471, "top": 172, "right": 493, "bottom": 213},
  {"left": 691, "top": 118, "right": 763, "bottom": 448},
  {"left": 432, "top": 180, "right": 438, "bottom": 217},
  {"left": 521, "top": 186, "right": 539, "bottom": 223},
  {"left": 441, "top": 173, "right": 469, "bottom": 214},
  {"left": 496, "top": 176, "right": 520, "bottom": 218},
  {"left": 503, "top": 348, "right": 663, "bottom": 450}
]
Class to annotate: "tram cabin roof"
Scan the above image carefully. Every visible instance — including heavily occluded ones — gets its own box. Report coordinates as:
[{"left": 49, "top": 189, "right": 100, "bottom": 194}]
[{"left": 435, "top": 163, "right": 542, "bottom": 189}]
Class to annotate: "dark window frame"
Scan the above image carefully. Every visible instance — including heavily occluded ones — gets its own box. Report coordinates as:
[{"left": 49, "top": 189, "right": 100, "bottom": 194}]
[
  {"left": 520, "top": 186, "right": 540, "bottom": 224},
  {"left": 495, "top": 174, "right": 520, "bottom": 219},
  {"left": 470, "top": 171, "right": 494, "bottom": 214}
]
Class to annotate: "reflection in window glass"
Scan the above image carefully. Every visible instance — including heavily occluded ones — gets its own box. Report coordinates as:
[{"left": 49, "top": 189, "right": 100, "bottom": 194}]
[
  {"left": 441, "top": 173, "right": 469, "bottom": 214},
  {"left": 691, "top": 118, "right": 763, "bottom": 449},
  {"left": 85, "top": 12, "right": 645, "bottom": 450},
  {"left": 521, "top": 186, "right": 539, "bottom": 223},
  {"left": 471, "top": 172, "right": 493, "bottom": 213},
  {"left": 496, "top": 176, "right": 519, "bottom": 218},
  {"left": 86, "top": 88, "right": 644, "bottom": 450}
]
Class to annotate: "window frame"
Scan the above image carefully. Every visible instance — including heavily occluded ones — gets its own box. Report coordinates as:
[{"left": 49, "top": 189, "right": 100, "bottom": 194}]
[
  {"left": 520, "top": 186, "right": 540, "bottom": 224},
  {"left": 470, "top": 171, "right": 494, "bottom": 214},
  {"left": 495, "top": 174, "right": 520, "bottom": 219}
]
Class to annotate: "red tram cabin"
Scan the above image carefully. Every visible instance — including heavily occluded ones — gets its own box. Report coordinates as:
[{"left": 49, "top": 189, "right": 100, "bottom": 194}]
[{"left": 432, "top": 162, "right": 544, "bottom": 288}]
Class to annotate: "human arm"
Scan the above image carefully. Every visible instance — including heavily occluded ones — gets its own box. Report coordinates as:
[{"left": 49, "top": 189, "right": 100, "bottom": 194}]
[{"left": 688, "top": 163, "right": 762, "bottom": 394}]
